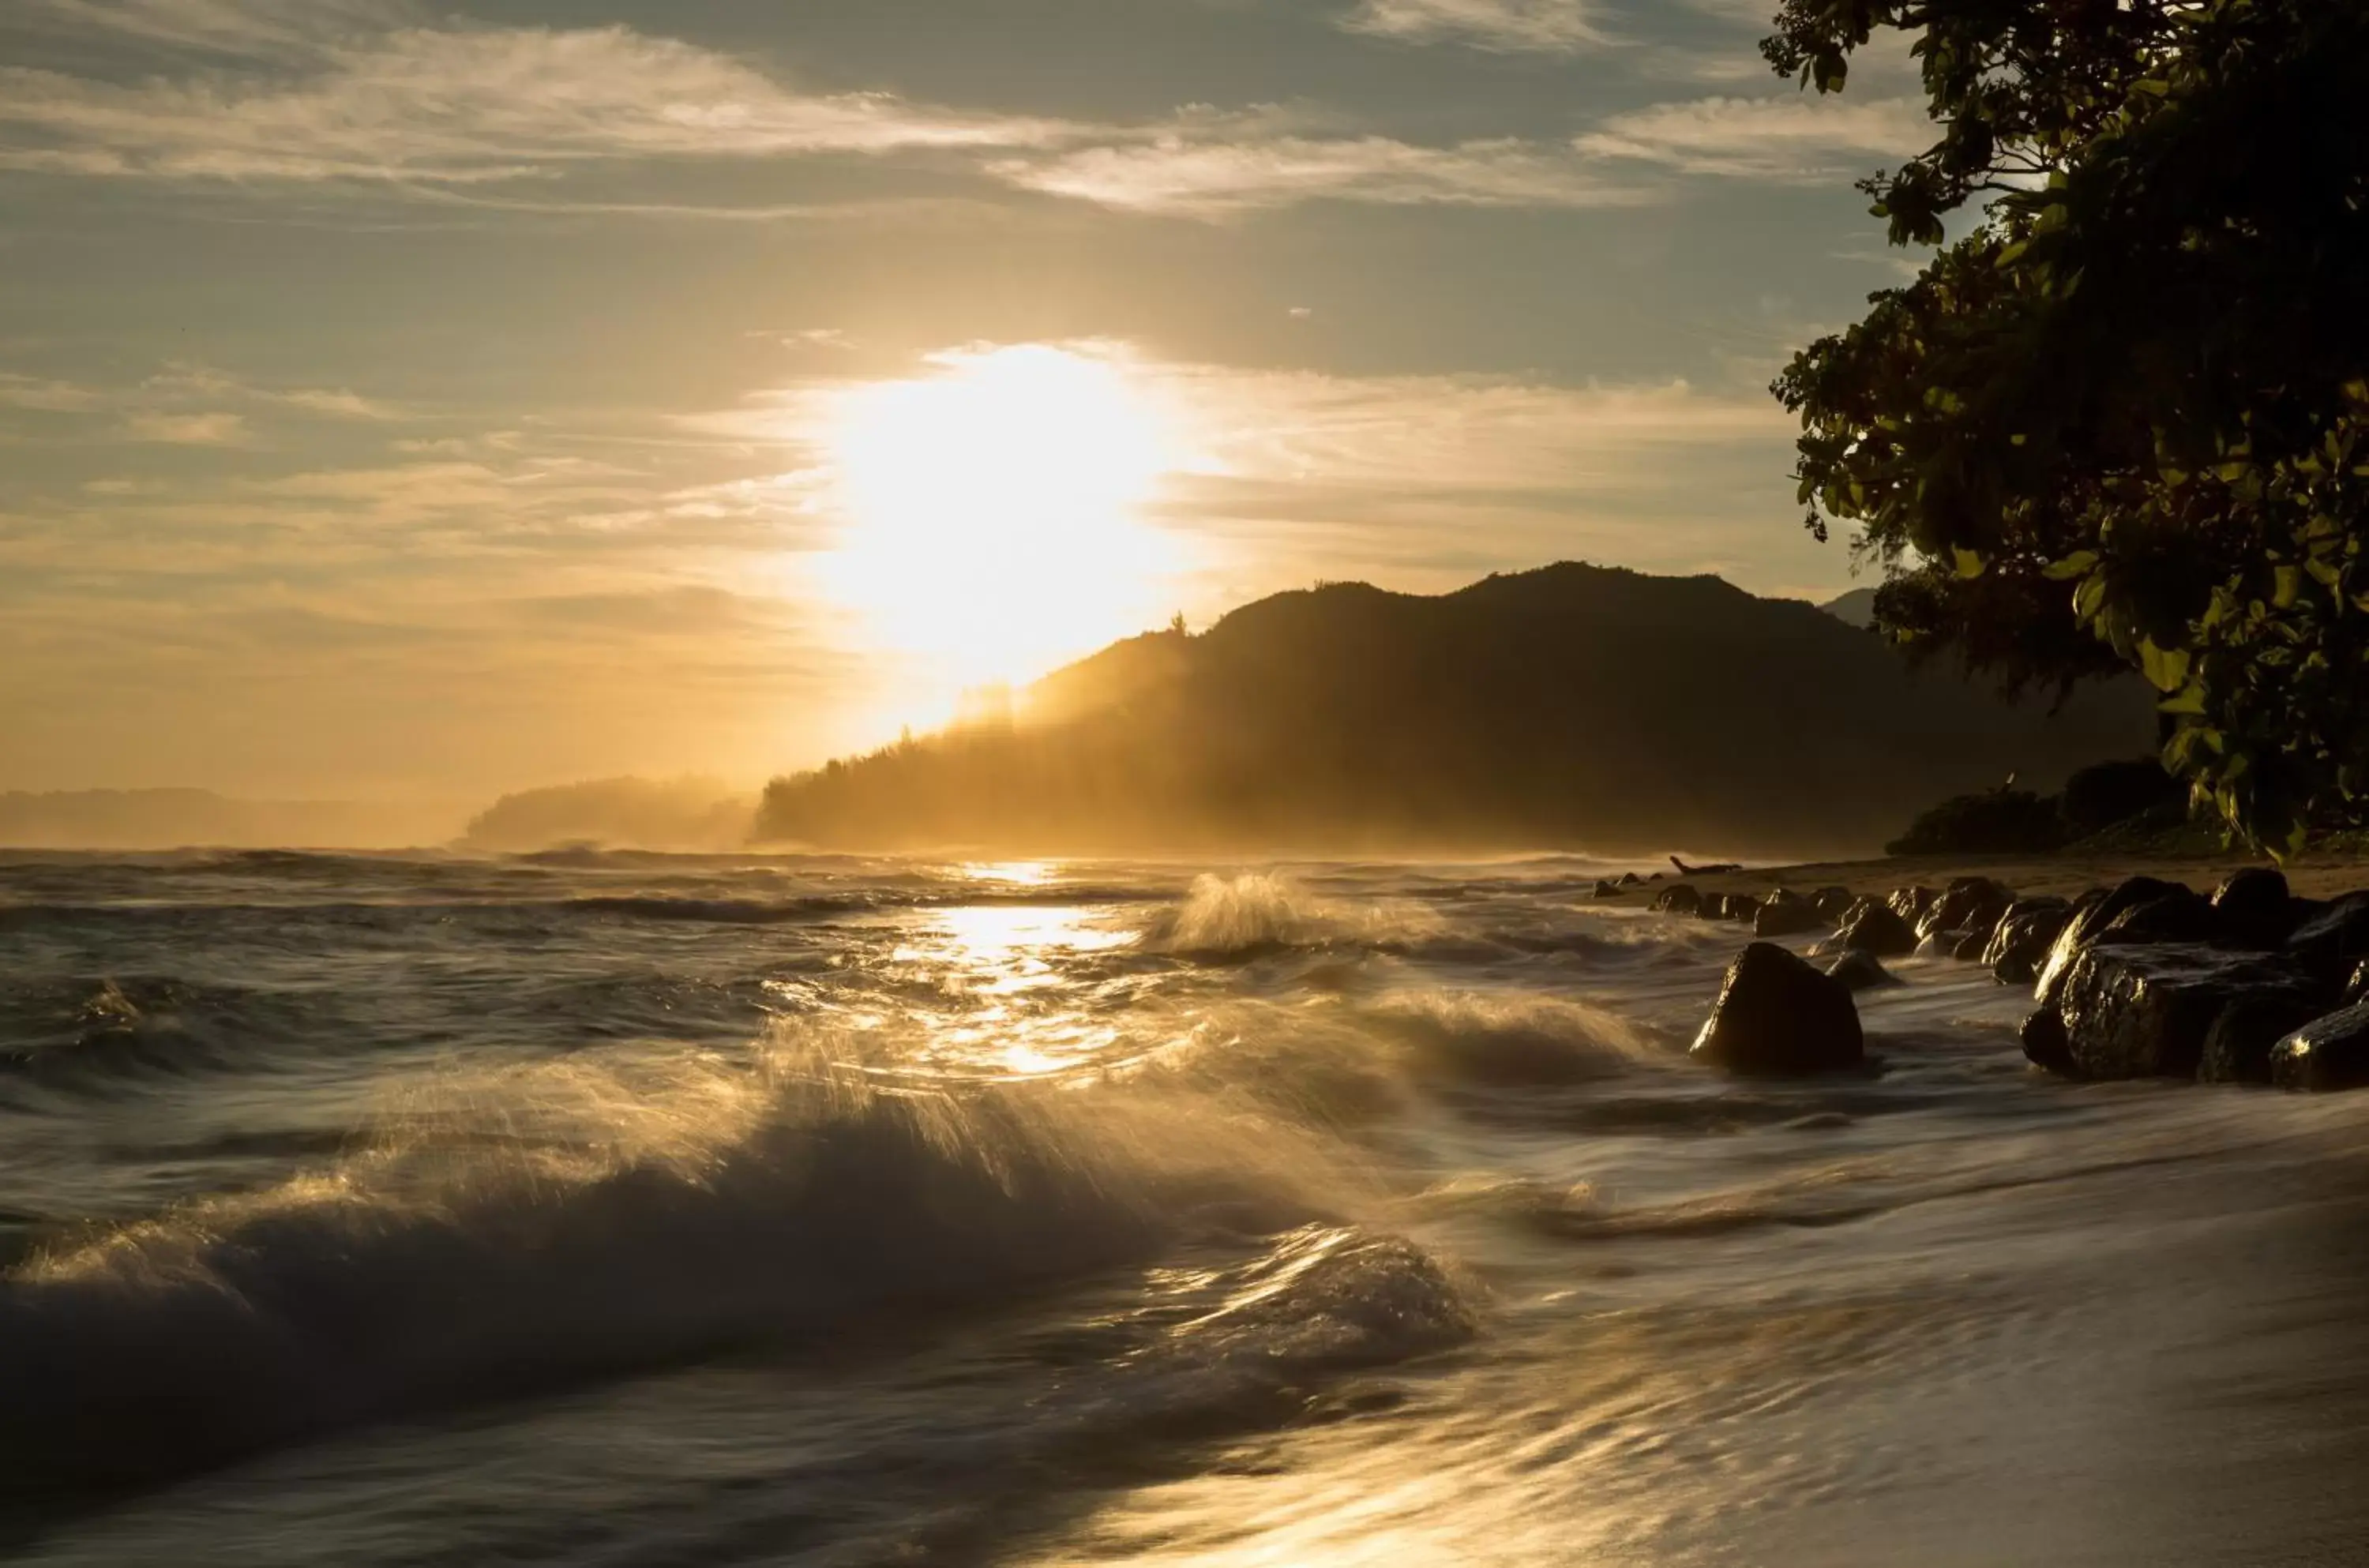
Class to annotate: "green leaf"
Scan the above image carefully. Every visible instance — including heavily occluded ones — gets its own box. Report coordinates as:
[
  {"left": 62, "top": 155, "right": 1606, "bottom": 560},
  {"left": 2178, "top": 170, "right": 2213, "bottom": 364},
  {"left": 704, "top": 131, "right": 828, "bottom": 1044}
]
[
  {"left": 2273, "top": 565, "right": 2302, "bottom": 609},
  {"left": 2043, "top": 551, "right": 2099, "bottom": 581},
  {"left": 2138, "top": 638, "right": 2191, "bottom": 693},
  {"left": 2158, "top": 683, "right": 2208, "bottom": 716},
  {"left": 1952, "top": 547, "right": 1986, "bottom": 580}
]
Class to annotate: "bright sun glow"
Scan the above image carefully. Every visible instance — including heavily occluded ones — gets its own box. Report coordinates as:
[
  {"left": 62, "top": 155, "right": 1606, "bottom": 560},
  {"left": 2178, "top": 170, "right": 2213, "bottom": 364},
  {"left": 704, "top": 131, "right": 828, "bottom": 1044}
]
[{"left": 817, "top": 343, "right": 1187, "bottom": 691}]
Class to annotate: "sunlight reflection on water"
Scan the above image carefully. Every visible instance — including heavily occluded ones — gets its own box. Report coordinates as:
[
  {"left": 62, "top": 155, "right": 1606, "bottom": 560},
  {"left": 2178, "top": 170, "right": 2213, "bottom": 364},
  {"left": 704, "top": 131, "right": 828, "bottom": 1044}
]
[{"left": 886, "top": 904, "right": 1142, "bottom": 1077}]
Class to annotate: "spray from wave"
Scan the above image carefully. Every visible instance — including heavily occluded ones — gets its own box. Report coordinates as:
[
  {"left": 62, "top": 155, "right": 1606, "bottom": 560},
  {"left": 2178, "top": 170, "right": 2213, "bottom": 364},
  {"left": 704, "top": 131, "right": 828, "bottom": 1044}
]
[
  {"left": 0, "top": 1022, "right": 1442, "bottom": 1495},
  {"left": 1143, "top": 873, "right": 1443, "bottom": 958}
]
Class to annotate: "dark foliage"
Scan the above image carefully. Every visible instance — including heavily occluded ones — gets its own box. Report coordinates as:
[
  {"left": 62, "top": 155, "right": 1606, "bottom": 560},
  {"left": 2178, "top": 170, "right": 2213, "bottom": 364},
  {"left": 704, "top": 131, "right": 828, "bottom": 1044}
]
[
  {"left": 2059, "top": 757, "right": 2184, "bottom": 836},
  {"left": 1766, "top": 0, "right": 2369, "bottom": 851},
  {"left": 1886, "top": 789, "right": 2067, "bottom": 857}
]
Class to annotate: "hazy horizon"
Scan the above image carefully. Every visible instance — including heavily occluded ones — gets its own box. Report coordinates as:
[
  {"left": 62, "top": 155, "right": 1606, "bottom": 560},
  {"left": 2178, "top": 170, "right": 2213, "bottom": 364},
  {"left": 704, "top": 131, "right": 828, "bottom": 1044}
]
[{"left": 0, "top": 0, "right": 1928, "bottom": 804}]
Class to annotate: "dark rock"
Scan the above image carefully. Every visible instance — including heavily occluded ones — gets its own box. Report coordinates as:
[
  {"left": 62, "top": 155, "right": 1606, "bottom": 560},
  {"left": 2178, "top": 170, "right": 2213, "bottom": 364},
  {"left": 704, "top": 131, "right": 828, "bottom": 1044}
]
[
  {"left": 1951, "top": 929, "right": 1992, "bottom": 962},
  {"left": 1718, "top": 892, "right": 1761, "bottom": 922},
  {"left": 1915, "top": 931, "right": 1967, "bottom": 959},
  {"left": 2036, "top": 877, "right": 2192, "bottom": 1003},
  {"left": 1982, "top": 898, "right": 2073, "bottom": 984},
  {"left": 2270, "top": 1003, "right": 2369, "bottom": 1092},
  {"left": 1811, "top": 886, "right": 1856, "bottom": 922},
  {"left": 2094, "top": 889, "right": 2216, "bottom": 947},
  {"left": 1834, "top": 897, "right": 1918, "bottom": 958},
  {"left": 1823, "top": 949, "right": 1898, "bottom": 992},
  {"left": 1618, "top": 872, "right": 1644, "bottom": 887},
  {"left": 2345, "top": 958, "right": 2369, "bottom": 1008},
  {"left": 2040, "top": 943, "right": 2322, "bottom": 1081},
  {"left": 1752, "top": 890, "right": 1824, "bottom": 939},
  {"left": 2284, "top": 894, "right": 2369, "bottom": 983},
  {"left": 2198, "top": 992, "right": 2326, "bottom": 1085},
  {"left": 1919, "top": 876, "right": 2016, "bottom": 943},
  {"left": 1652, "top": 884, "right": 1700, "bottom": 917},
  {"left": 2209, "top": 868, "right": 2296, "bottom": 949},
  {"left": 1887, "top": 886, "right": 1939, "bottom": 922},
  {"left": 2020, "top": 1007, "right": 2074, "bottom": 1075},
  {"left": 1691, "top": 943, "right": 1865, "bottom": 1075}
]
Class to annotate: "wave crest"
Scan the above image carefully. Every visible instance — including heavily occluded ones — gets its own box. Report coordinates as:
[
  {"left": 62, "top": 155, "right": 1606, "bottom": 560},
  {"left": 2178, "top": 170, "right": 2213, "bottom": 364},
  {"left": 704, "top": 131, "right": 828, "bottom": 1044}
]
[{"left": 0, "top": 1026, "right": 1376, "bottom": 1494}]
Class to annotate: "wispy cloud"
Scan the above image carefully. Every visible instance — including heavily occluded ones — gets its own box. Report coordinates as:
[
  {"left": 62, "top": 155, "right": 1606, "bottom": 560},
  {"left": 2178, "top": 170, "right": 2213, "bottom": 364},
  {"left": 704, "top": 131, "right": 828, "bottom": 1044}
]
[
  {"left": 0, "top": 359, "right": 408, "bottom": 438},
  {"left": 124, "top": 410, "right": 250, "bottom": 444},
  {"left": 13, "top": 0, "right": 411, "bottom": 58},
  {"left": 1575, "top": 94, "right": 1932, "bottom": 181},
  {"left": 989, "top": 130, "right": 1646, "bottom": 216},
  {"left": 1339, "top": 0, "right": 1603, "bottom": 53},
  {"left": 0, "top": 23, "right": 1072, "bottom": 184},
  {"left": 0, "top": 372, "right": 106, "bottom": 413}
]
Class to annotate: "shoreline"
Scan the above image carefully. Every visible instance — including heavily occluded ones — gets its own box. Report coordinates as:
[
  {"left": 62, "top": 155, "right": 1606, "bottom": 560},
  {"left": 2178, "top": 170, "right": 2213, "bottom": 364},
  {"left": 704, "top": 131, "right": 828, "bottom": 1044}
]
[{"left": 1605, "top": 848, "right": 2369, "bottom": 905}]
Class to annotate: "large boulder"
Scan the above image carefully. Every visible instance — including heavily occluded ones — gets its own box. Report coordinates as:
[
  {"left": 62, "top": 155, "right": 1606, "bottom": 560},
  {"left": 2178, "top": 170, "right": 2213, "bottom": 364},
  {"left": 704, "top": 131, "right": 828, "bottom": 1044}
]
[
  {"left": 2035, "top": 876, "right": 2194, "bottom": 1003},
  {"left": 2020, "top": 1006, "right": 2074, "bottom": 1075},
  {"left": 2198, "top": 992, "right": 2326, "bottom": 1084},
  {"left": 2090, "top": 887, "right": 2217, "bottom": 948},
  {"left": 1691, "top": 943, "right": 1865, "bottom": 1075},
  {"left": 1918, "top": 876, "right": 2016, "bottom": 945},
  {"left": 1887, "top": 886, "right": 1939, "bottom": 923},
  {"left": 2270, "top": 1003, "right": 2369, "bottom": 1092},
  {"left": 1752, "top": 889, "right": 1824, "bottom": 939},
  {"left": 1593, "top": 879, "right": 1624, "bottom": 899},
  {"left": 2284, "top": 894, "right": 2369, "bottom": 984},
  {"left": 1812, "top": 886, "right": 1857, "bottom": 922},
  {"left": 1832, "top": 897, "right": 1918, "bottom": 958},
  {"left": 1983, "top": 898, "right": 2074, "bottom": 985},
  {"left": 1823, "top": 949, "right": 1898, "bottom": 992},
  {"left": 2033, "top": 943, "right": 2322, "bottom": 1081},
  {"left": 2209, "top": 868, "right": 2297, "bottom": 950},
  {"left": 1652, "top": 883, "right": 1701, "bottom": 917}
]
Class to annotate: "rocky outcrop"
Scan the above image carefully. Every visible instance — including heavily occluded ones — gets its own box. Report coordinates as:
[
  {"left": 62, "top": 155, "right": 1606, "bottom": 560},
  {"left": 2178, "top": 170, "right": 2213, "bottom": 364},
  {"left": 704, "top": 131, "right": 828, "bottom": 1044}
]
[
  {"left": 1812, "top": 886, "right": 1856, "bottom": 922},
  {"left": 2026, "top": 943, "right": 2323, "bottom": 1081},
  {"left": 1918, "top": 876, "right": 2015, "bottom": 947},
  {"left": 1823, "top": 949, "right": 1898, "bottom": 991},
  {"left": 1984, "top": 898, "right": 2073, "bottom": 985},
  {"left": 1887, "top": 886, "right": 1939, "bottom": 923},
  {"left": 2270, "top": 1003, "right": 2369, "bottom": 1092},
  {"left": 2093, "top": 887, "right": 2216, "bottom": 947},
  {"left": 2020, "top": 1006, "right": 2074, "bottom": 1075},
  {"left": 1653, "top": 884, "right": 1701, "bottom": 917},
  {"left": 2035, "top": 876, "right": 2192, "bottom": 1003},
  {"left": 2285, "top": 895, "right": 2369, "bottom": 985},
  {"left": 1830, "top": 897, "right": 1918, "bottom": 958},
  {"left": 1691, "top": 943, "right": 1865, "bottom": 1075},
  {"left": 2209, "top": 868, "right": 2298, "bottom": 949},
  {"left": 2198, "top": 992, "right": 2326, "bottom": 1085},
  {"left": 1752, "top": 889, "right": 1824, "bottom": 938}
]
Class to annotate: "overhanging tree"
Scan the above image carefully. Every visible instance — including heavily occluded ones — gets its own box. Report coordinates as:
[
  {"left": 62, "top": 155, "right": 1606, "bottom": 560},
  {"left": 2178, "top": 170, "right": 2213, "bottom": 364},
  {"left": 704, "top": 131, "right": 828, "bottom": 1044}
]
[{"left": 1769, "top": 0, "right": 2369, "bottom": 852}]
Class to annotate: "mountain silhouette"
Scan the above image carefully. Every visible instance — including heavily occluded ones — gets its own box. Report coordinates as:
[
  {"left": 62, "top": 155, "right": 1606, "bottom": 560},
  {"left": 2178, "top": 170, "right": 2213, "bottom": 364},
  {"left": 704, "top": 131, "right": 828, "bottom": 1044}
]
[{"left": 755, "top": 563, "right": 2154, "bottom": 857}]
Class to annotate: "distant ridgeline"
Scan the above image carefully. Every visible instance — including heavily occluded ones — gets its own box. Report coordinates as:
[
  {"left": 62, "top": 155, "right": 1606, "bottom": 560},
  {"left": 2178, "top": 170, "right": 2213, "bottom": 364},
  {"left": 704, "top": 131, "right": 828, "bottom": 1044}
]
[{"left": 756, "top": 564, "right": 2157, "bottom": 857}]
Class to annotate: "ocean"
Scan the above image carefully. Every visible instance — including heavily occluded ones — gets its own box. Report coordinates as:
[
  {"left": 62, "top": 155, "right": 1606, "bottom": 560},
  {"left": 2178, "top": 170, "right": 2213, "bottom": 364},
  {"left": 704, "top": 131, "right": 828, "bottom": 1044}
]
[{"left": 5, "top": 850, "right": 2369, "bottom": 1566}]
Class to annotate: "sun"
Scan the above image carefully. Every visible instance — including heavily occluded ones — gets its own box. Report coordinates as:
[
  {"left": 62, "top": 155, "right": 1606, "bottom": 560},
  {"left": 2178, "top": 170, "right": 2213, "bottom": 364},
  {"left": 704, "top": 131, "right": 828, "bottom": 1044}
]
[{"left": 815, "top": 343, "right": 1186, "bottom": 692}]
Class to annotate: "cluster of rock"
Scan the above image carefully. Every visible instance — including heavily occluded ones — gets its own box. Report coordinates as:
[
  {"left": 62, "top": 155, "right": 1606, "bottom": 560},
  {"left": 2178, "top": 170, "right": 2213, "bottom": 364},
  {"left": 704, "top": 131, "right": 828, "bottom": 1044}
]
[
  {"left": 1664, "top": 866, "right": 2369, "bottom": 1092},
  {"left": 2016, "top": 871, "right": 2369, "bottom": 1090}
]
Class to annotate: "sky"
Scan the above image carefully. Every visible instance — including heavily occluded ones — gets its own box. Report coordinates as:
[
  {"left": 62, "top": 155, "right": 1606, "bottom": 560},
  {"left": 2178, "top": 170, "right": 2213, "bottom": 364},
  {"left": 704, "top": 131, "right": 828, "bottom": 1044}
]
[{"left": 0, "top": 0, "right": 1935, "bottom": 803}]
